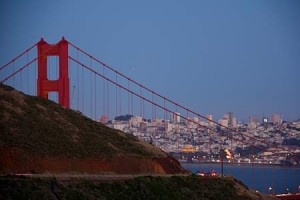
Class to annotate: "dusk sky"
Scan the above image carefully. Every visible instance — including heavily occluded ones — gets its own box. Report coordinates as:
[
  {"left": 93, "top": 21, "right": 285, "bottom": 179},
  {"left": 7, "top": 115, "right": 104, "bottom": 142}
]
[{"left": 1, "top": 0, "right": 300, "bottom": 122}]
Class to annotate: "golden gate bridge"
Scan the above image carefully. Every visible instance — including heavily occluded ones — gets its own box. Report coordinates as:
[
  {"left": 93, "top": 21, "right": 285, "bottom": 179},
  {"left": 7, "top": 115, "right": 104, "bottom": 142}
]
[{"left": 0, "top": 37, "right": 299, "bottom": 199}]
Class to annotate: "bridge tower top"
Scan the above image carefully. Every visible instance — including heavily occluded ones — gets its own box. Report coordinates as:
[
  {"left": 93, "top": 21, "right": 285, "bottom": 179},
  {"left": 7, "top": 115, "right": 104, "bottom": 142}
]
[{"left": 37, "top": 37, "right": 70, "bottom": 108}]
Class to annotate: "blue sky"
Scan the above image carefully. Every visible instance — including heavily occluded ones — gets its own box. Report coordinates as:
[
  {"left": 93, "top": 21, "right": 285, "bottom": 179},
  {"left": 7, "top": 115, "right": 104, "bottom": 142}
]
[{"left": 1, "top": 0, "right": 300, "bottom": 122}]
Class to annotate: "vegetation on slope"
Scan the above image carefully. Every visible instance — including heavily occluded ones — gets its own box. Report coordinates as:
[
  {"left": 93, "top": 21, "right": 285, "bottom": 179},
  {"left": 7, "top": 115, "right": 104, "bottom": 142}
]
[
  {"left": 0, "top": 175, "right": 275, "bottom": 200},
  {"left": 0, "top": 84, "right": 164, "bottom": 158}
]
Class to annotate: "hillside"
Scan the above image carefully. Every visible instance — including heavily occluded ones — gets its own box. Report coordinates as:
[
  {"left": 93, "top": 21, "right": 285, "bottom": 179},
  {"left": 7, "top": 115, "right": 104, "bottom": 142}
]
[
  {"left": 0, "top": 84, "right": 186, "bottom": 174},
  {"left": 0, "top": 175, "right": 277, "bottom": 200}
]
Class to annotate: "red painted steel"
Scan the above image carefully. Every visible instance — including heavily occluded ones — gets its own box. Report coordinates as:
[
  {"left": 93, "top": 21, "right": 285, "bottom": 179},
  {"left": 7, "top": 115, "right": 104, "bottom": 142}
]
[{"left": 37, "top": 37, "right": 70, "bottom": 108}]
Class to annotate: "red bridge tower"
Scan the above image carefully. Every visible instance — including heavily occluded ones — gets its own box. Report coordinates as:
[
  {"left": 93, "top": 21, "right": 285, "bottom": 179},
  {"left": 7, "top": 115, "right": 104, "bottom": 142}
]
[{"left": 37, "top": 37, "right": 70, "bottom": 108}]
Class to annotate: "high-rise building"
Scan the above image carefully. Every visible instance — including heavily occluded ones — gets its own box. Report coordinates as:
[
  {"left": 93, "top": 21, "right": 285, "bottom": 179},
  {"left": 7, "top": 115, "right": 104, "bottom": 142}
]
[
  {"left": 228, "top": 112, "right": 234, "bottom": 128},
  {"left": 218, "top": 118, "right": 228, "bottom": 128},
  {"left": 232, "top": 117, "right": 237, "bottom": 128},
  {"left": 225, "top": 112, "right": 237, "bottom": 128},
  {"left": 192, "top": 117, "right": 199, "bottom": 123},
  {"left": 207, "top": 114, "right": 214, "bottom": 127},
  {"left": 248, "top": 116, "right": 259, "bottom": 128},
  {"left": 262, "top": 116, "right": 268, "bottom": 124},
  {"left": 271, "top": 114, "right": 283, "bottom": 125},
  {"left": 171, "top": 112, "right": 180, "bottom": 123}
]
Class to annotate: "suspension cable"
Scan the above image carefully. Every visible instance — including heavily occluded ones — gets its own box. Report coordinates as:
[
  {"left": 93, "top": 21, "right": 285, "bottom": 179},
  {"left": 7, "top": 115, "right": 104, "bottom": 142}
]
[
  {"left": 68, "top": 56, "right": 257, "bottom": 146},
  {"left": 1, "top": 58, "right": 37, "bottom": 83},
  {"left": 67, "top": 41, "right": 271, "bottom": 147},
  {"left": 0, "top": 43, "right": 37, "bottom": 71}
]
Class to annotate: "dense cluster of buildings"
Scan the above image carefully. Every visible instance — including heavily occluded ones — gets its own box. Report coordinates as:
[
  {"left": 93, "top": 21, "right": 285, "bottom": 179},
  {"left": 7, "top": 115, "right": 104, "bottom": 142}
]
[{"left": 100, "top": 112, "right": 300, "bottom": 166}]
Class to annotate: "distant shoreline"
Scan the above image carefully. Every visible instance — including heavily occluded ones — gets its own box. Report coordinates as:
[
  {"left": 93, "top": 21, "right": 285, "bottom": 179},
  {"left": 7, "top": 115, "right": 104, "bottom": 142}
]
[{"left": 180, "top": 161, "right": 300, "bottom": 168}]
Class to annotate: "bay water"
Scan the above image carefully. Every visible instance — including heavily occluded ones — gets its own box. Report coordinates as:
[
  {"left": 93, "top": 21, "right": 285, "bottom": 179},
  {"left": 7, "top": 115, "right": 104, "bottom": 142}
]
[{"left": 182, "top": 163, "right": 300, "bottom": 194}]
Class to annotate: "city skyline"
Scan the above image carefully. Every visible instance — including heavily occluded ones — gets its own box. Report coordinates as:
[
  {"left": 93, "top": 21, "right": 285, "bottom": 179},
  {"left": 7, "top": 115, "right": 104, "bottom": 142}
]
[
  {"left": 108, "top": 112, "right": 289, "bottom": 125},
  {"left": 1, "top": 0, "right": 300, "bottom": 121}
]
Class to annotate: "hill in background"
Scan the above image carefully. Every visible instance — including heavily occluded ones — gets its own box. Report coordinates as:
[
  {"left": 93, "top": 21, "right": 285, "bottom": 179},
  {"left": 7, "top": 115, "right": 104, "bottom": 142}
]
[
  {"left": 0, "top": 84, "right": 279, "bottom": 200},
  {"left": 0, "top": 84, "right": 186, "bottom": 174}
]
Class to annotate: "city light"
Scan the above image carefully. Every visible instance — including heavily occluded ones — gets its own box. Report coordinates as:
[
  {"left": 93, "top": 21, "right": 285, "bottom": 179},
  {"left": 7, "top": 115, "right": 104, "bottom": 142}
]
[{"left": 109, "top": 113, "right": 298, "bottom": 168}]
